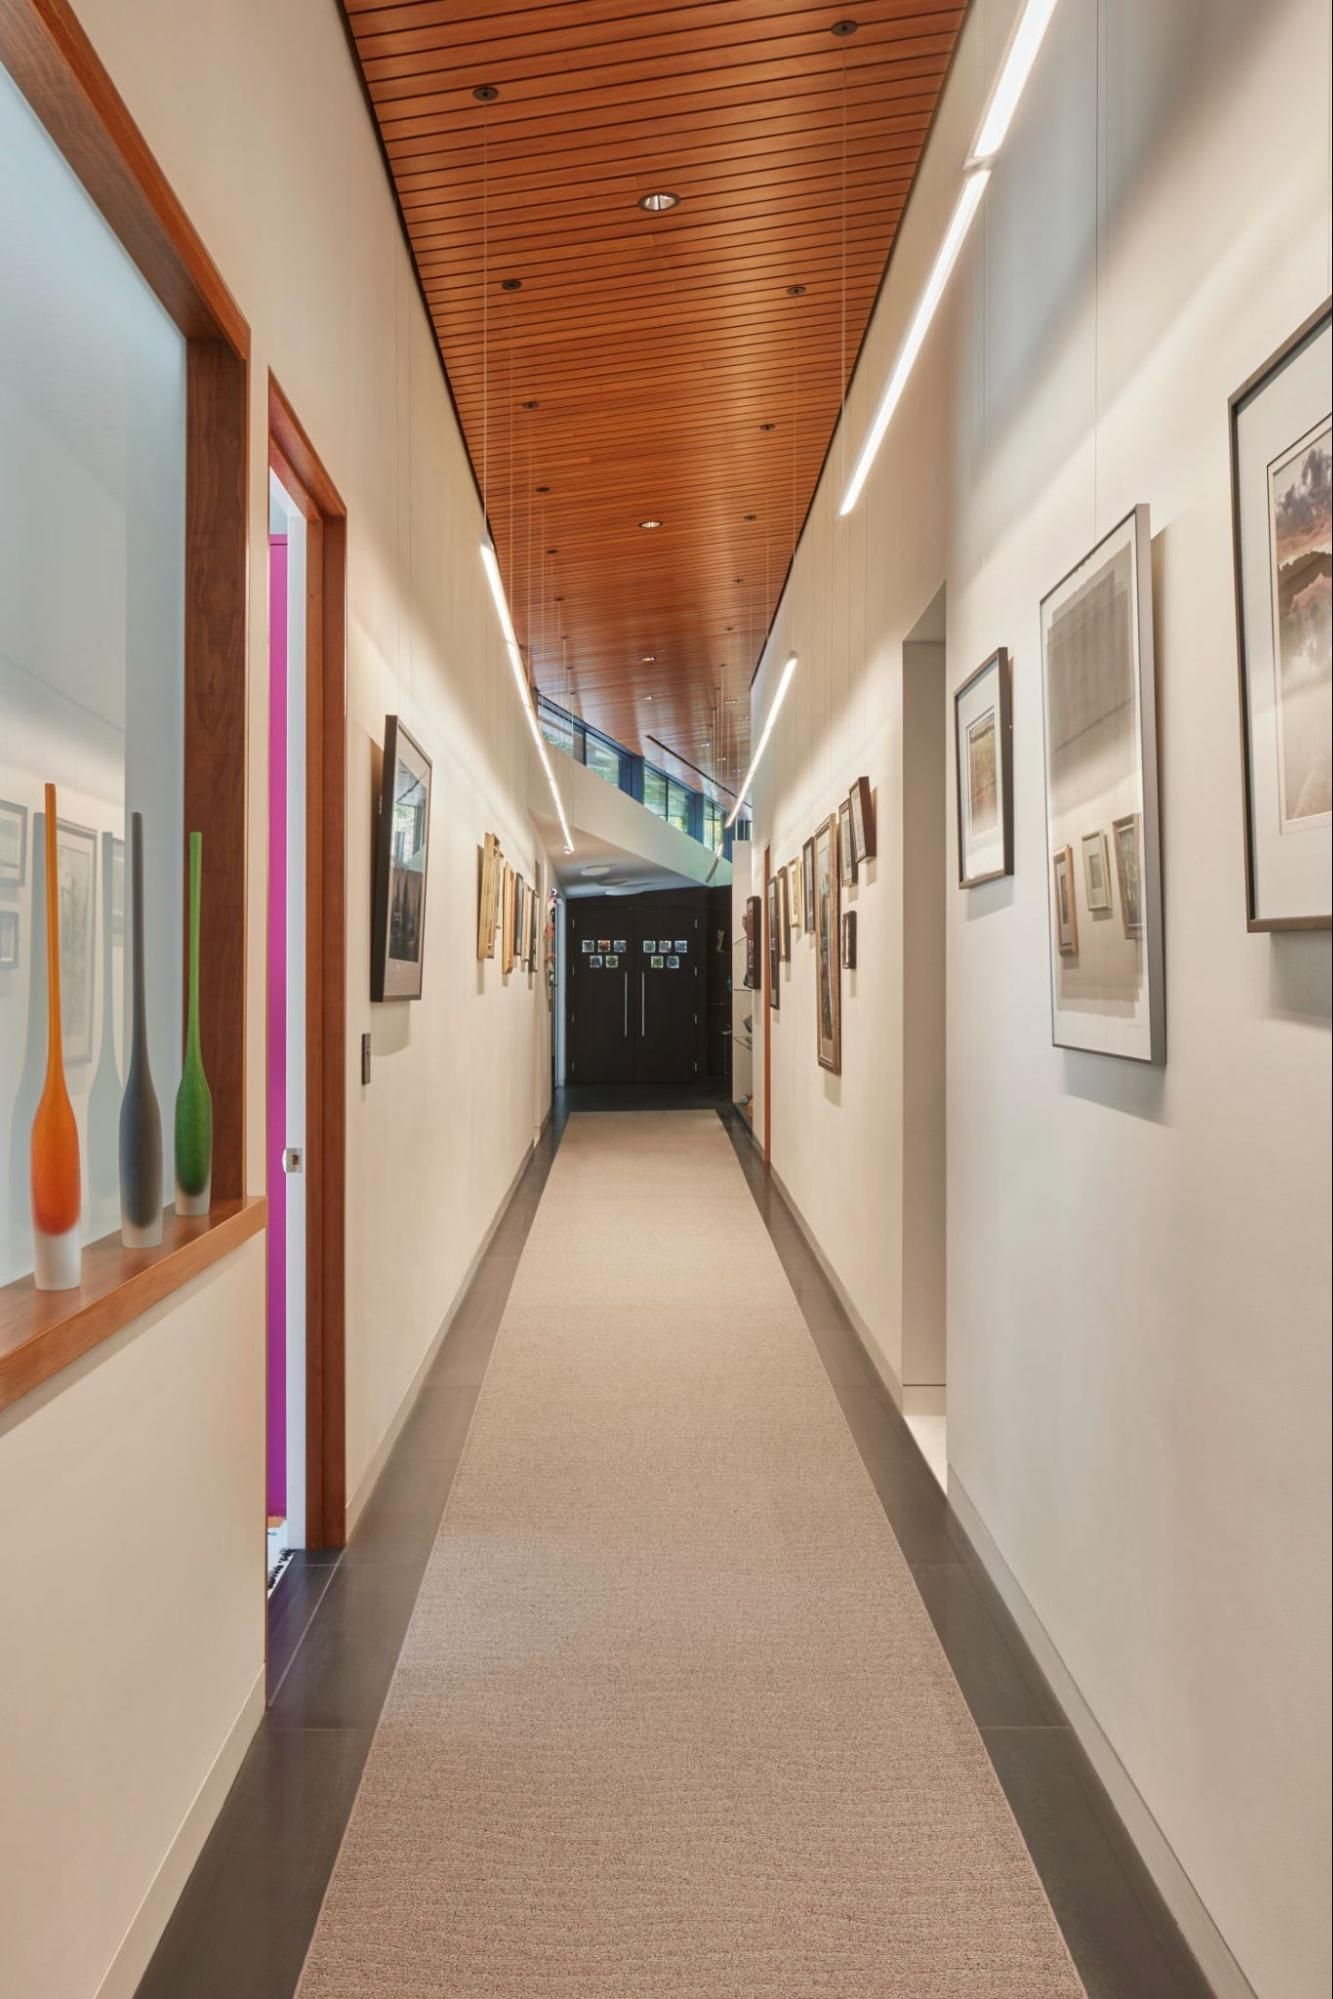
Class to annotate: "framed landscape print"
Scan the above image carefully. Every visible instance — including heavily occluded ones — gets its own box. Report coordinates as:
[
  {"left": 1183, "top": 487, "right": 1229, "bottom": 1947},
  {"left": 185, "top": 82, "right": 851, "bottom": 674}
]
[
  {"left": 477, "top": 832, "right": 500, "bottom": 960},
  {"left": 838, "top": 797, "right": 857, "bottom": 886},
  {"left": 766, "top": 873, "right": 780, "bottom": 1009},
  {"left": 1053, "top": 847, "right": 1078, "bottom": 955},
  {"left": 814, "top": 814, "right": 841, "bottom": 1072},
  {"left": 841, "top": 909, "right": 857, "bottom": 969},
  {"left": 743, "top": 894, "right": 761, "bottom": 988},
  {"left": 1230, "top": 300, "right": 1331, "bottom": 929},
  {"left": 848, "top": 776, "right": 876, "bottom": 862},
  {"left": 1112, "top": 813, "right": 1143, "bottom": 934},
  {"left": 954, "top": 648, "right": 1013, "bottom": 887},
  {"left": 1040, "top": 505, "right": 1164, "bottom": 1062},
  {"left": 778, "top": 866, "right": 792, "bottom": 960},
  {"left": 787, "top": 858, "right": 803, "bottom": 935},
  {"left": 802, "top": 837, "right": 816, "bottom": 931},
  {"left": 372, "top": 716, "right": 432, "bottom": 999}
]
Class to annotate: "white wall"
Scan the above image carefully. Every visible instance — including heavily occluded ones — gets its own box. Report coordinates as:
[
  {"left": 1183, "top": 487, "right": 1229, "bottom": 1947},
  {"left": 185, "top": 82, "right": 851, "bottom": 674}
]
[
  {"left": 0, "top": 1, "right": 552, "bottom": 1992},
  {"left": 749, "top": 1, "right": 1331, "bottom": 1994}
]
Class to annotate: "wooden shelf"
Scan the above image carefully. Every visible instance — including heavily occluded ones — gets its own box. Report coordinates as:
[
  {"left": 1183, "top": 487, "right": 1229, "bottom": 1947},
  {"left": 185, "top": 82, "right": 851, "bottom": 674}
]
[{"left": 0, "top": 1198, "right": 266, "bottom": 1415}]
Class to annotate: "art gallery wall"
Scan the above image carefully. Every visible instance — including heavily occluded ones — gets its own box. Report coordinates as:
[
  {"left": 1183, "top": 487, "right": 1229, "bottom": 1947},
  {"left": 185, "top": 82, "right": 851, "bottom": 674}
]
[
  {"left": 0, "top": 2, "right": 552, "bottom": 1993},
  {"left": 748, "top": 1, "right": 1332, "bottom": 1995}
]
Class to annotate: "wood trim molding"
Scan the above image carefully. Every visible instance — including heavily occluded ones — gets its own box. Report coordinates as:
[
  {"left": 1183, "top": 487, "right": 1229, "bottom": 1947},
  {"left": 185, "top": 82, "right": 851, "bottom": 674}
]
[
  {"left": 269, "top": 377, "right": 348, "bottom": 1550},
  {"left": 0, "top": 0, "right": 248, "bottom": 354},
  {"left": 0, "top": 1199, "right": 266, "bottom": 1416}
]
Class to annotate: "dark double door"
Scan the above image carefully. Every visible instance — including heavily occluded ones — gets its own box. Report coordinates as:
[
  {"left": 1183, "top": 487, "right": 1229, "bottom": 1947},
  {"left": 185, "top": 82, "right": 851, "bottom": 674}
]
[{"left": 567, "top": 898, "right": 703, "bottom": 1084}]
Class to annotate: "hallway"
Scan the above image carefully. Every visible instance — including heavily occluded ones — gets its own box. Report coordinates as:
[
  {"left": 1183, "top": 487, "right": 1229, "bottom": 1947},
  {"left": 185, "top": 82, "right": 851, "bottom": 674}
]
[{"left": 138, "top": 1106, "right": 1207, "bottom": 1999}]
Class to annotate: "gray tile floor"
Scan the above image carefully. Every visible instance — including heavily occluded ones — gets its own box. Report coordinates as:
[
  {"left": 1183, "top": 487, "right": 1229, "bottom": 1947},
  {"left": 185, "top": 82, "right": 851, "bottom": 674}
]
[{"left": 134, "top": 1093, "right": 1213, "bottom": 1998}]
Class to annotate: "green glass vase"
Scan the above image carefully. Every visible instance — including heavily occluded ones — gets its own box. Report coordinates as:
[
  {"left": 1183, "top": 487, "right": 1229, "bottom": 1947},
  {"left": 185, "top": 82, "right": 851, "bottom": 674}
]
[{"left": 174, "top": 830, "right": 212, "bottom": 1215}]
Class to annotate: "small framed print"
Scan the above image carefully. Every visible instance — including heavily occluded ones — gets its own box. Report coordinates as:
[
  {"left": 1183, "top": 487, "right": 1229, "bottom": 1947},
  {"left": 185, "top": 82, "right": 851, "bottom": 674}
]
[
  {"left": 643, "top": 938, "right": 655, "bottom": 953},
  {"left": 954, "top": 648, "right": 1013, "bottom": 887},
  {"left": 581, "top": 938, "right": 594, "bottom": 953},
  {"left": 0, "top": 799, "right": 28, "bottom": 886},
  {"left": 0, "top": 909, "right": 19, "bottom": 971},
  {"left": 849, "top": 776, "right": 876, "bottom": 862},
  {"left": 651, "top": 953, "right": 665, "bottom": 968},
  {"left": 838, "top": 797, "right": 857, "bottom": 886},
  {"left": 614, "top": 939, "right": 627, "bottom": 952},
  {"left": 1053, "top": 846, "right": 1079, "bottom": 956},
  {"left": 605, "top": 954, "right": 619, "bottom": 968},
  {"left": 743, "top": 895, "right": 761, "bottom": 988},
  {"left": 1081, "top": 830, "right": 1113, "bottom": 913},
  {"left": 778, "top": 868, "right": 792, "bottom": 960},
  {"left": 802, "top": 837, "right": 816, "bottom": 931},
  {"left": 841, "top": 909, "right": 857, "bottom": 969},
  {"left": 56, "top": 818, "right": 97, "bottom": 1064},
  {"left": 589, "top": 954, "right": 604, "bottom": 967},
  {"left": 766, "top": 873, "right": 781, "bottom": 1009},
  {"left": 666, "top": 954, "right": 680, "bottom": 968},
  {"left": 1112, "top": 813, "right": 1143, "bottom": 935},
  {"left": 785, "top": 861, "right": 802, "bottom": 935},
  {"left": 597, "top": 938, "right": 611, "bottom": 951},
  {"left": 673, "top": 938, "right": 687, "bottom": 953},
  {"left": 1230, "top": 300, "right": 1331, "bottom": 929},
  {"left": 814, "top": 815, "right": 840, "bottom": 1070}
]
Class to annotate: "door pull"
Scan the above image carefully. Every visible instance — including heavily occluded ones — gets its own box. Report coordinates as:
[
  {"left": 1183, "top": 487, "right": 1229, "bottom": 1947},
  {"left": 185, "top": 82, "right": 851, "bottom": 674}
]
[{"left": 283, "top": 1147, "right": 304, "bottom": 1174}]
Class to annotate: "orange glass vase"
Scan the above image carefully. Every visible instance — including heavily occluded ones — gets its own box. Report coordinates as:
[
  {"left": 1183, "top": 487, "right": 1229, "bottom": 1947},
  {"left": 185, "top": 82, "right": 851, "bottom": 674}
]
[{"left": 31, "top": 783, "right": 82, "bottom": 1291}]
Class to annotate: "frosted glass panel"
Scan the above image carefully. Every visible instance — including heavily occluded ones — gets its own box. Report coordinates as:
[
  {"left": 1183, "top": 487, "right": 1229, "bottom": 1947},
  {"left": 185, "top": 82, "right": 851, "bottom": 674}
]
[{"left": 0, "top": 66, "right": 186, "bottom": 1284}]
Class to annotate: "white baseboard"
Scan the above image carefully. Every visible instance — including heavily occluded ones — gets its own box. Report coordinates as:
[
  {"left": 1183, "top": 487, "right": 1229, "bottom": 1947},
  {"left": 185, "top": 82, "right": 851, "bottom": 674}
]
[
  {"left": 345, "top": 1137, "right": 538, "bottom": 1534},
  {"left": 96, "top": 1668, "right": 265, "bottom": 1999},
  {"left": 949, "top": 1475, "right": 1257, "bottom": 1999},
  {"left": 770, "top": 1166, "right": 904, "bottom": 1407}
]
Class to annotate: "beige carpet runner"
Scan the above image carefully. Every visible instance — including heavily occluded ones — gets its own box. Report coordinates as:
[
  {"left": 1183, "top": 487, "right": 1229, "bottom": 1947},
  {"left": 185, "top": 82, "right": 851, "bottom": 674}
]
[{"left": 299, "top": 1112, "right": 1082, "bottom": 1996}]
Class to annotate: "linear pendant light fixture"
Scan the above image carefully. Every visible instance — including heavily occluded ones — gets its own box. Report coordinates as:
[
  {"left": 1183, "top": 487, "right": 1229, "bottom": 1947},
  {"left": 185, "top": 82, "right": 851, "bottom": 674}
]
[
  {"left": 726, "top": 652, "right": 798, "bottom": 829},
  {"left": 481, "top": 537, "right": 575, "bottom": 852},
  {"left": 838, "top": 0, "right": 1061, "bottom": 517}
]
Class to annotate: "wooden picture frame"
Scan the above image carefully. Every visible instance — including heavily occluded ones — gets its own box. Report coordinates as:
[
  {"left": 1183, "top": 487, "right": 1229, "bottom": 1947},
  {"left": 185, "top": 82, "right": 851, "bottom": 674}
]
[
  {"left": 1229, "top": 299, "right": 1332, "bottom": 931},
  {"left": 954, "top": 648, "right": 1013, "bottom": 887},
  {"left": 848, "top": 776, "right": 876, "bottom": 862},
  {"left": 814, "top": 814, "right": 841, "bottom": 1072},
  {"left": 802, "top": 836, "right": 816, "bottom": 931},
  {"left": 841, "top": 909, "right": 857, "bottom": 969},
  {"left": 501, "top": 865, "right": 515, "bottom": 975},
  {"left": 766, "top": 872, "right": 780, "bottom": 1009},
  {"left": 477, "top": 833, "right": 499, "bottom": 960},
  {"left": 370, "top": 715, "right": 432, "bottom": 1001},
  {"left": 787, "top": 857, "right": 802, "bottom": 935},
  {"left": 1112, "top": 813, "right": 1144, "bottom": 936},
  {"left": 1081, "top": 829, "right": 1113, "bottom": 914},
  {"left": 778, "top": 864, "right": 792, "bottom": 959},
  {"left": 838, "top": 797, "right": 857, "bottom": 886},
  {"left": 1053, "top": 845, "right": 1078, "bottom": 956}
]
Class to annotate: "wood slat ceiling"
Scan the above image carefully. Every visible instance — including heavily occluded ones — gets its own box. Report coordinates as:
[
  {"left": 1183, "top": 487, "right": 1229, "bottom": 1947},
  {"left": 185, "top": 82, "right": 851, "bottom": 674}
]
[{"left": 341, "top": 0, "right": 965, "bottom": 789}]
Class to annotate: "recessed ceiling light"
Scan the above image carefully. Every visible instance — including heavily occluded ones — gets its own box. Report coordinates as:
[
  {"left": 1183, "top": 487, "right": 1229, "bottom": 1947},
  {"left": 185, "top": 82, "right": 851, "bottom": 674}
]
[
  {"left": 787, "top": 284, "right": 807, "bottom": 296},
  {"left": 641, "top": 654, "right": 656, "bottom": 662},
  {"left": 760, "top": 421, "right": 777, "bottom": 432},
  {"left": 500, "top": 278, "right": 523, "bottom": 292},
  {"left": 638, "top": 191, "right": 681, "bottom": 213},
  {"left": 546, "top": 547, "right": 558, "bottom": 555},
  {"left": 581, "top": 864, "right": 612, "bottom": 878},
  {"left": 472, "top": 84, "right": 500, "bottom": 102},
  {"left": 536, "top": 484, "right": 550, "bottom": 493},
  {"left": 830, "top": 19, "right": 859, "bottom": 37},
  {"left": 644, "top": 694, "right": 654, "bottom": 701},
  {"left": 522, "top": 398, "right": 539, "bottom": 409},
  {"left": 639, "top": 517, "right": 663, "bottom": 529},
  {"left": 744, "top": 512, "right": 757, "bottom": 521}
]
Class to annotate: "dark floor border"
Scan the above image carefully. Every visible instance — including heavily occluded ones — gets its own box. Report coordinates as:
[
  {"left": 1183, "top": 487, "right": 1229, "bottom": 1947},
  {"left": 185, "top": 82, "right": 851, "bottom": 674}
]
[{"left": 137, "top": 1089, "right": 1214, "bottom": 1998}]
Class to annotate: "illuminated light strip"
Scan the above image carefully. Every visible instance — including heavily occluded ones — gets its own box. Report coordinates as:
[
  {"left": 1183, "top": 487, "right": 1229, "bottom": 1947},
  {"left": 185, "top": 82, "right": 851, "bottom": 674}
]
[
  {"left": 481, "top": 539, "right": 575, "bottom": 853},
  {"left": 726, "top": 652, "right": 797, "bottom": 829},
  {"left": 839, "top": 0, "right": 1063, "bottom": 516},
  {"left": 838, "top": 170, "right": 989, "bottom": 518}
]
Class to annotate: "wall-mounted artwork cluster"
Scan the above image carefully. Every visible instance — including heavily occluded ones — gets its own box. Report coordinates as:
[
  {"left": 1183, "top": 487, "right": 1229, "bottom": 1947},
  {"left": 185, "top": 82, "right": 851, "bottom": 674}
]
[
  {"left": 949, "top": 297, "right": 1331, "bottom": 1066},
  {"left": 28, "top": 786, "right": 213, "bottom": 1292},
  {"left": 476, "top": 829, "right": 540, "bottom": 974},
  {"left": 766, "top": 776, "right": 874, "bottom": 1075}
]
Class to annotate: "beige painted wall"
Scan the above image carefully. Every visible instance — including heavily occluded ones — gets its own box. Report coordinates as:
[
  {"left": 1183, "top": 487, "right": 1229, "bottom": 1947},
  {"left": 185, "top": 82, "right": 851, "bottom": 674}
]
[
  {"left": 0, "top": 1, "right": 552, "bottom": 1992},
  {"left": 749, "top": 0, "right": 1331, "bottom": 1993}
]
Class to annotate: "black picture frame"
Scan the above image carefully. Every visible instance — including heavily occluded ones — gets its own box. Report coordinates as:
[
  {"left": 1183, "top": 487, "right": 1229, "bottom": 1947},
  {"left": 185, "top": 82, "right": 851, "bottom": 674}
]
[
  {"left": 954, "top": 648, "right": 1013, "bottom": 887},
  {"left": 766, "top": 873, "right": 780, "bottom": 1010},
  {"left": 841, "top": 909, "right": 857, "bottom": 969},
  {"left": 743, "top": 894, "right": 761, "bottom": 989},
  {"left": 371, "top": 715, "right": 433, "bottom": 1001},
  {"left": 1228, "top": 297, "right": 1332, "bottom": 932}
]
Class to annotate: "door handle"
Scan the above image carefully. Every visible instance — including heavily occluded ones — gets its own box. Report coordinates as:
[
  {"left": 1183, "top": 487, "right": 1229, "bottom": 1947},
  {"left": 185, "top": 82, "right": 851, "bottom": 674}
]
[
  {"left": 641, "top": 972, "right": 646, "bottom": 1036},
  {"left": 283, "top": 1147, "right": 304, "bottom": 1175}
]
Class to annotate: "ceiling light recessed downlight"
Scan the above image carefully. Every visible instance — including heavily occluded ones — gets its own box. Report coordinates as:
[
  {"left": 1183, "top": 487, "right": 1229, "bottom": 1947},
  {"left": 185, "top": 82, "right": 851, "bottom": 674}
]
[
  {"left": 641, "top": 654, "right": 656, "bottom": 662},
  {"left": 472, "top": 84, "right": 499, "bottom": 101},
  {"left": 639, "top": 517, "right": 663, "bottom": 529},
  {"left": 500, "top": 278, "right": 523, "bottom": 292},
  {"left": 638, "top": 191, "right": 681, "bottom": 213},
  {"left": 580, "top": 864, "right": 613, "bottom": 878}
]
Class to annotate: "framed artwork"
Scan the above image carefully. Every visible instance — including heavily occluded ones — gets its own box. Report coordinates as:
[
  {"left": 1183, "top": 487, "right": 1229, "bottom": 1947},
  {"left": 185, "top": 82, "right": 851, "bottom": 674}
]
[
  {"left": 477, "top": 833, "right": 500, "bottom": 960},
  {"left": 581, "top": 937, "right": 593, "bottom": 953},
  {"left": 673, "top": 938, "right": 687, "bottom": 952},
  {"left": 56, "top": 818, "right": 97, "bottom": 1064},
  {"left": 651, "top": 953, "right": 664, "bottom": 968},
  {"left": 778, "top": 866, "right": 792, "bottom": 960},
  {"left": 743, "top": 894, "right": 761, "bottom": 988},
  {"left": 766, "top": 872, "right": 780, "bottom": 1009},
  {"left": 1040, "top": 505, "right": 1164, "bottom": 1063},
  {"left": 838, "top": 797, "right": 857, "bottom": 886},
  {"left": 954, "top": 648, "right": 1013, "bottom": 887},
  {"left": 109, "top": 835, "right": 126, "bottom": 943},
  {"left": 849, "top": 776, "right": 876, "bottom": 862},
  {"left": 666, "top": 954, "right": 680, "bottom": 968},
  {"left": 501, "top": 866, "right": 515, "bottom": 975},
  {"left": 841, "top": 909, "right": 857, "bottom": 969},
  {"left": 814, "top": 814, "right": 841, "bottom": 1072},
  {"left": 1052, "top": 847, "right": 1078, "bottom": 955},
  {"left": 1112, "top": 813, "right": 1143, "bottom": 935},
  {"left": 0, "top": 909, "right": 18, "bottom": 971},
  {"left": 615, "top": 939, "right": 628, "bottom": 953},
  {"left": 605, "top": 954, "right": 619, "bottom": 968},
  {"left": 372, "top": 716, "right": 432, "bottom": 1000},
  {"left": 1081, "top": 830, "right": 1113, "bottom": 913},
  {"left": 802, "top": 837, "right": 816, "bottom": 931},
  {"left": 0, "top": 798, "right": 28, "bottom": 886},
  {"left": 1230, "top": 300, "right": 1332, "bottom": 929},
  {"left": 589, "top": 954, "right": 603, "bottom": 968}
]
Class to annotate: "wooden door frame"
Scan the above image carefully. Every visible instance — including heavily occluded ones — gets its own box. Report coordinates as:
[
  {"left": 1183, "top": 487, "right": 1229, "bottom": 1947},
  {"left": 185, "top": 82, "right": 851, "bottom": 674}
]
[{"left": 268, "top": 378, "right": 348, "bottom": 1551}]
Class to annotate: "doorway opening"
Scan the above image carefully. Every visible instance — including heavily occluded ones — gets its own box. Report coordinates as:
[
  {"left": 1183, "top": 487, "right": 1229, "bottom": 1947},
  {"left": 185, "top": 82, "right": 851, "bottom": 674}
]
[
  {"left": 901, "top": 586, "right": 948, "bottom": 1489},
  {"left": 266, "top": 380, "right": 347, "bottom": 1589}
]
